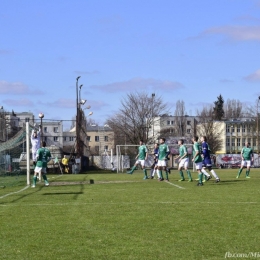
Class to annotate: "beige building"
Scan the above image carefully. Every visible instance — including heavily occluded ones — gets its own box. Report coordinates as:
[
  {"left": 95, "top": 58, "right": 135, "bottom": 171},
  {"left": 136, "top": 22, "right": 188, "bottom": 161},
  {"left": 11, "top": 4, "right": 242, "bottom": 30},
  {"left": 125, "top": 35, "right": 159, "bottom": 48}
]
[
  {"left": 197, "top": 119, "right": 258, "bottom": 154},
  {"left": 87, "top": 125, "right": 114, "bottom": 155}
]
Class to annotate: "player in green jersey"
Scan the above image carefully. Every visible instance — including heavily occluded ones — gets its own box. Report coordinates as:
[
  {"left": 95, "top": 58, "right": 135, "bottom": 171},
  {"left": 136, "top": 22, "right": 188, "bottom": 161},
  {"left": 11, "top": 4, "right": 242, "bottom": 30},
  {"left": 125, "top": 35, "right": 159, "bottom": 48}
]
[
  {"left": 175, "top": 139, "right": 192, "bottom": 182},
  {"left": 192, "top": 136, "right": 203, "bottom": 186},
  {"left": 157, "top": 138, "right": 170, "bottom": 181},
  {"left": 236, "top": 142, "right": 254, "bottom": 178},
  {"left": 127, "top": 140, "right": 148, "bottom": 179},
  {"left": 31, "top": 141, "right": 52, "bottom": 188}
]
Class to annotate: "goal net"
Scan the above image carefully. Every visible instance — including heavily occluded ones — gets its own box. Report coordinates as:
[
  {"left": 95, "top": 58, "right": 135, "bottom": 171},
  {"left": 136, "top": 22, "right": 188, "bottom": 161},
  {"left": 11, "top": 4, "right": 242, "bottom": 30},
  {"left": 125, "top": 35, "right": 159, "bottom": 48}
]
[
  {"left": 0, "top": 125, "right": 29, "bottom": 187},
  {"left": 116, "top": 145, "right": 154, "bottom": 173},
  {"left": 116, "top": 143, "right": 195, "bottom": 173}
]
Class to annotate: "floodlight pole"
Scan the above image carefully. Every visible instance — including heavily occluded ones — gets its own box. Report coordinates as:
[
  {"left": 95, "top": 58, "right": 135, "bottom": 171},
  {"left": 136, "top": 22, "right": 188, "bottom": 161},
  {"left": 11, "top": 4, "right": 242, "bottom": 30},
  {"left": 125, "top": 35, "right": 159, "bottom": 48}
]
[
  {"left": 76, "top": 76, "right": 80, "bottom": 155},
  {"left": 257, "top": 96, "right": 260, "bottom": 166},
  {"left": 152, "top": 93, "right": 155, "bottom": 141},
  {"left": 38, "top": 113, "right": 44, "bottom": 143}
]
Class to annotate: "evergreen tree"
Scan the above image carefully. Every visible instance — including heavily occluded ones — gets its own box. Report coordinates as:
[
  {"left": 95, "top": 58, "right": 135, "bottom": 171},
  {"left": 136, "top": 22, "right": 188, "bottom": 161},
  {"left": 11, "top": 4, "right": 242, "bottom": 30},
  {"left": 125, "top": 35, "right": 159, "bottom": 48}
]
[{"left": 213, "top": 95, "right": 224, "bottom": 120}]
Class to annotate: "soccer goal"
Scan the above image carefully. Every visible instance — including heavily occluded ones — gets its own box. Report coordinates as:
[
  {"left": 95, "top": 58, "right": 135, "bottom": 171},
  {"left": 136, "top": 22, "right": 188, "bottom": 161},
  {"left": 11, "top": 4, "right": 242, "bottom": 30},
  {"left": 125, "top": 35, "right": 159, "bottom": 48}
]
[
  {"left": 116, "top": 145, "right": 154, "bottom": 173},
  {"left": 0, "top": 122, "right": 32, "bottom": 187}
]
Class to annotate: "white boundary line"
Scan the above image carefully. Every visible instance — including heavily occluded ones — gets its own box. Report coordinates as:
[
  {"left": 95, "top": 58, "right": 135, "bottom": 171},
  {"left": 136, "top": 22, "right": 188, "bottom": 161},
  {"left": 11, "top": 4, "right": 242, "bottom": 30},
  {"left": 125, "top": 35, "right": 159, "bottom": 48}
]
[
  {"left": 165, "top": 181, "right": 185, "bottom": 189},
  {"left": 0, "top": 185, "right": 30, "bottom": 199},
  {"left": 0, "top": 174, "right": 64, "bottom": 199},
  {"left": 0, "top": 201, "right": 258, "bottom": 207}
]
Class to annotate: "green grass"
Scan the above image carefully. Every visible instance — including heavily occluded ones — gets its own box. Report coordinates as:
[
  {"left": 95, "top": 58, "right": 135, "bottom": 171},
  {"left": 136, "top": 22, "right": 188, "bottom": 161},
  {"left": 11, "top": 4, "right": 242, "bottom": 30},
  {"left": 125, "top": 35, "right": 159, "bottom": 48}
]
[{"left": 0, "top": 169, "right": 259, "bottom": 260}]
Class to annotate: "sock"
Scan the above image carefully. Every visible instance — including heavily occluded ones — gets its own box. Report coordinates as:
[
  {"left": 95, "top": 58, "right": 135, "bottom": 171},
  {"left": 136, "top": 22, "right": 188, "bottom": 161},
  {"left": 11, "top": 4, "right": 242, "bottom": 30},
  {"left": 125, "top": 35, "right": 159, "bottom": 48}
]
[
  {"left": 201, "top": 169, "right": 210, "bottom": 177},
  {"left": 143, "top": 169, "right": 147, "bottom": 177},
  {"left": 179, "top": 170, "right": 184, "bottom": 180},
  {"left": 237, "top": 168, "right": 243, "bottom": 177},
  {"left": 246, "top": 170, "right": 250, "bottom": 176},
  {"left": 129, "top": 166, "right": 136, "bottom": 173},
  {"left": 150, "top": 168, "right": 153, "bottom": 177},
  {"left": 159, "top": 170, "right": 163, "bottom": 179},
  {"left": 165, "top": 171, "right": 168, "bottom": 180},
  {"left": 210, "top": 169, "right": 219, "bottom": 179},
  {"left": 187, "top": 170, "right": 192, "bottom": 180},
  {"left": 43, "top": 174, "right": 48, "bottom": 183},
  {"left": 198, "top": 172, "right": 203, "bottom": 183},
  {"left": 156, "top": 169, "right": 160, "bottom": 178},
  {"left": 33, "top": 175, "right": 37, "bottom": 185}
]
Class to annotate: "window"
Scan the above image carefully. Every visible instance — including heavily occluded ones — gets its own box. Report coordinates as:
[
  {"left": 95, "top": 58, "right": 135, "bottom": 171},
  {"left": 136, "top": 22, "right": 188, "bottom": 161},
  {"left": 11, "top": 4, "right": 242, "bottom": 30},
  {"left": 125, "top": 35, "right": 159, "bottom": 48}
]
[
  {"left": 253, "top": 138, "right": 256, "bottom": 146},
  {"left": 237, "top": 138, "right": 241, "bottom": 147},
  {"left": 242, "top": 125, "right": 246, "bottom": 133},
  {"left": 167, "top": 120, "right": 170, "bottom": 125},
  {"left": 187, "top": 121, "right": 191, "bottom": 125},
  {"left": 44, "top": 127, "right": 47, "bottom": 133},
  {"left": 95, "top": 136, "right": 99, "bottom": 142},
  {"left": 169, "top": 128, "right": 174, "bottom": 134},
  {"left": 226, "top": 125, "right": 230, "bottom": 133},
  {"left": 95, "top": 146, "right": 99, "bottom": 153},
  {"left": 231, "top": 126, "right": 235, "bottom": 133},
  {"left": 64, "top": 137, "right": 67, "bottom": 141},
  {"left": 54, "top": 136, "right": 58, "bottom": 142},
  {"left": 171, "top": 120, "right": 174, "bottom": 125},
  {"left": 104, "top": 136, "right": 108, "bottom": 142},
  {"left": 187, "top": 129, "right": 191, "bottom": 134},
  {"left": 53, "top": 127, "right": 59, "bottom": 133},
  {"left": 87, "top": 136, "right": 91, "bottom": 141},
  {"left": 44, "top": 136, "right": 47, "bottom": 142},
  {"left": 104, "top": 145, "right": 108, "bottom": 151},
  {"left": 69, "top": 137, "right": 74, "bottom": 141},
  {"left": 226, "top": 138, "right": 230, "bottom": 146},
  {"left": 231, "top": 138, "right": 235, "bottom": 147},
  {"left": 237, "top": 125, "right": 240, "bottom": 133},
  {"left": 242, "top": 138, "right": 246, "bottom": 146}
]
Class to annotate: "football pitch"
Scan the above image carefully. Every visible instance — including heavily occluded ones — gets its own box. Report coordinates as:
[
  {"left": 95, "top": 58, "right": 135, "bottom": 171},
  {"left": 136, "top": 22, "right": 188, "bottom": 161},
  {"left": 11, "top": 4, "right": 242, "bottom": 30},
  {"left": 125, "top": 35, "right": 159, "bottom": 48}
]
[{"left": 0, "top": 169, "right": 259, "bottom": 260}]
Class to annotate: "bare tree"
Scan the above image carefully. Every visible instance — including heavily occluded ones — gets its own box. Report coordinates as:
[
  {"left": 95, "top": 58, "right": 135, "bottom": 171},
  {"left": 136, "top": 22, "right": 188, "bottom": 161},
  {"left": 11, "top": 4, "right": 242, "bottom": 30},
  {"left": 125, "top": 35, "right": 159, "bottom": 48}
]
[
  {"left": 174, "top": 100, "right": 186, "bottom": 136},
  {"left": 224, "top": 99, "right": 243, "bottom": 119},
  {"left": 106, "top": 92, "right": 168, "bottom": 145},
  {"left": 196, "top": 106, "right": 223, "bottom": 153}
]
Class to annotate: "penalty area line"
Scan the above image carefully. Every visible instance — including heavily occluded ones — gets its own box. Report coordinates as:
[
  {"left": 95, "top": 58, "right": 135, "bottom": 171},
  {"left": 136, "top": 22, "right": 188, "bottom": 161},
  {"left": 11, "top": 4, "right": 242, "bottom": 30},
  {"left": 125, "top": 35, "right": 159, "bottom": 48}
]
[
  {"left": 165, "top": 181, "right": 185, "bottom": 189},
  {"left": 0, "top": 185, "right": 30, "bottom": 199}
]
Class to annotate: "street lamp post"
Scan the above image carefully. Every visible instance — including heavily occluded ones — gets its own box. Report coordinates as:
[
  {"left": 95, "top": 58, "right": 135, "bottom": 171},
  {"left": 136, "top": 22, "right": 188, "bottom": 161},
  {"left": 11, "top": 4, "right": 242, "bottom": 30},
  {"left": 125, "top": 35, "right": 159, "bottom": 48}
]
[
  {"left": 38, "top": 112, "right": 44, "bottom": 143},
  {"left": 257, "top": 96, "right": 260, "bottom": 164},
  {"left": 76, "top": 76, "right": 81, "bottom": 155},
  {"left": 152, "top": 93, "right": 155, "bottom": 140}
]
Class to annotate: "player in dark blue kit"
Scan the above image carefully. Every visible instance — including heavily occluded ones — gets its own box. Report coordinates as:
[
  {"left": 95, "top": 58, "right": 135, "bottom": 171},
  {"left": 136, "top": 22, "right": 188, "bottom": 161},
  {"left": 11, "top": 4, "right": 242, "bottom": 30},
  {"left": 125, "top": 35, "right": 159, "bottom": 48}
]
[{"left": 200, "top": 136, "right": 220, "bottom": 183}]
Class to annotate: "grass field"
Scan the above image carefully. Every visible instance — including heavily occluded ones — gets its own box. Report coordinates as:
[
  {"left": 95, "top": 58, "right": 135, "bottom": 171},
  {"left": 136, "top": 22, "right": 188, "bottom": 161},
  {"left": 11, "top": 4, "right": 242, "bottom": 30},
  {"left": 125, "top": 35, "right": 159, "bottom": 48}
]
[{"left": 0, "top": 168, "right": 259, "bottom": 260}]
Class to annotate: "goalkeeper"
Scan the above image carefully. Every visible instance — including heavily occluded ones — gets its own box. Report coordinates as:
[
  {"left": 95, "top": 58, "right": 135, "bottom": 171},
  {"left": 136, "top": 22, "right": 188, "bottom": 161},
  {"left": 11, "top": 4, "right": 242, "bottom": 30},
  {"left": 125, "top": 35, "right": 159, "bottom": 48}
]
[
  {"left": 32, "top": 141, "right": 51, "bottom": 188},
  {"left": 31, "top": 123, "right": 41, "bottom": 168}
]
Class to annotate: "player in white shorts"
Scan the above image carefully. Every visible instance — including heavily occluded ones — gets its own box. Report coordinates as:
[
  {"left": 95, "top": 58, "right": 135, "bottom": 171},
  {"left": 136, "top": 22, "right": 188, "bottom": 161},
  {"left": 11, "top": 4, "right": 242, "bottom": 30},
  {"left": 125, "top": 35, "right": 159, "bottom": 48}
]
[{"left": 175, "top": 139, "right": 192, "bottom": 182}]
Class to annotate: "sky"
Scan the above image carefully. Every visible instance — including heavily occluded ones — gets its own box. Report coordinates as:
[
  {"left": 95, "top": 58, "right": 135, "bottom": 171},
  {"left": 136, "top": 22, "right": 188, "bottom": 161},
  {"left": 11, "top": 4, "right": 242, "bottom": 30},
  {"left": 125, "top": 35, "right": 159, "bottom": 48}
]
[{"left": 1, "top": 0, "right": 260, "bottom": 129}]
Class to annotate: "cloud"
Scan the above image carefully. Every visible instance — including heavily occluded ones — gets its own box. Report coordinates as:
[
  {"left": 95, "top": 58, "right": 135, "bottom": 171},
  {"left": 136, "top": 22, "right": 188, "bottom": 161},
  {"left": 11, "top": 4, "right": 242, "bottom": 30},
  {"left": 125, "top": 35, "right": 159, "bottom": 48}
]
[
  {"left": 2, "top": 98, "right": 35, "bottom": 107},
  {"left": 40, "top": 98, "right": 76, "bottom": 108},
  {"left": 193, "top": 25, "right": 260, "bottom": 41},
  {"left": 244, "top": 69, "right": 260, "bottom": 81},
  {"left": 90, "top": 77, "right": 184, "bottom": 92},
  {"left": 0, "top": 49, "right": 13, "bottom": 55},
  {"left": 0, "top": 81, "right": 43, "bottom": 95},
  {"left": 74, "top": 70, "right": 100, "bottom": 75},
  {"left": 220, "top": 79, "right": 234, "bottom": 83}
]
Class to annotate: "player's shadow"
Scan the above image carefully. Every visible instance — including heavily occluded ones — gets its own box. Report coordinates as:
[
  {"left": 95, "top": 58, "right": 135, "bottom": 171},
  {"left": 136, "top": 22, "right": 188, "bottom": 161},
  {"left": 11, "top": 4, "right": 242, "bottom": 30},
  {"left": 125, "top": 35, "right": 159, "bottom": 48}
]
[
  {"left": 43, "top": 192, "right": 84, "bottom": 195},
  {"left": 214, "top": 180, "right": 247, "bottom": 185}
]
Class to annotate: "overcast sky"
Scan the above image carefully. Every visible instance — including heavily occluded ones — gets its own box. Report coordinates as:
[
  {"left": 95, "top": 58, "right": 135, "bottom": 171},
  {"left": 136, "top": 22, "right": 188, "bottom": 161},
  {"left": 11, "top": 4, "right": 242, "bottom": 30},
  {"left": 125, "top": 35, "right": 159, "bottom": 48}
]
[{"left": 1, "top": 0, "right": 260, "bottom": 127}]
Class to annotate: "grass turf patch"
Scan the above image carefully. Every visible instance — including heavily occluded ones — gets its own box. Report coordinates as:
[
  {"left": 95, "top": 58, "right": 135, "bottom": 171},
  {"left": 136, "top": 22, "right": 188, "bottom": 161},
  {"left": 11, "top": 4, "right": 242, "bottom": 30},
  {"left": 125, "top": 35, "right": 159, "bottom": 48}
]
[{"left": 0, "top": 168, "right": 259, "bottom": 259}]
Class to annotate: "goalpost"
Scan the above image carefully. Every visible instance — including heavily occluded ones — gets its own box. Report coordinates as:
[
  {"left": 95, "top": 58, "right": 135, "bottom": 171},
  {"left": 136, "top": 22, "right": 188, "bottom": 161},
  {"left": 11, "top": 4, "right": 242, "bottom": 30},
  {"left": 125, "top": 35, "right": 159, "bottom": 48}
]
[
  {"left": 116, "top": 145, "right": 154, "bottom": 173},
  {"left": 116, "top": 143, "right": 195, "bottom": 173}
]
